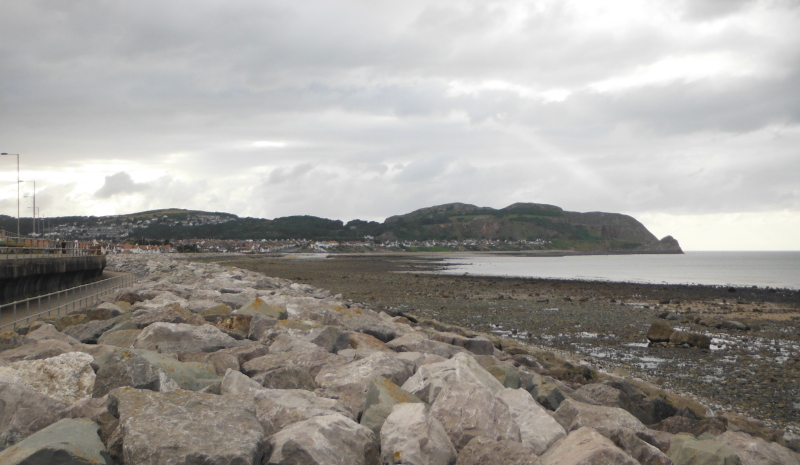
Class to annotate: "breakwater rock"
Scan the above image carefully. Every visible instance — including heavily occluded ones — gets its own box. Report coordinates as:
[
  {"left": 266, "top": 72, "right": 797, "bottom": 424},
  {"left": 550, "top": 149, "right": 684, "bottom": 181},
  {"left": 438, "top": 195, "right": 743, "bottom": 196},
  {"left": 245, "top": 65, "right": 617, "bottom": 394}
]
[{"left": 0, "top": 255, "right": 796, "bottom": 465}]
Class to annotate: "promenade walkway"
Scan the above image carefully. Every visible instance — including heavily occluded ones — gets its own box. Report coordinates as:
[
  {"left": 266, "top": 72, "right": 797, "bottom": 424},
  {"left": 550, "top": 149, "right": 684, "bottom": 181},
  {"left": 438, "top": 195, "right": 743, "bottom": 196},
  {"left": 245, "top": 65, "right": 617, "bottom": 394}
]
[{"left": 0, "top": 271, "right": 141, "bottom": 331}]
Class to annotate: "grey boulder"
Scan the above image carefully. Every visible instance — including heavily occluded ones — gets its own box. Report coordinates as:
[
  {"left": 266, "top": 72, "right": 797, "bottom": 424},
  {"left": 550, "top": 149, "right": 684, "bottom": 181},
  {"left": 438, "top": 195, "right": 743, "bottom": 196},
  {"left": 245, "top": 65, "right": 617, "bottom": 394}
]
[
  {"left": 267, "top": 413, "right": 378, "bottom": 465},
  {"left": 540, "top": 427, "right": 639, "bottom": 465},
  {"left": 0, "top": 381, "right": 69, "bottom": 451},
  {"left": 401, "top": 352, "right": 505, "bottom": 404},
  {"left": 306, "top": 326, "right": 350, "bottom": 353},
  {"left": 24, "top": 324, "right": 80, "bottom": 345},
  {"left": 133, "top": 322, "right": 243, "bottom": 353},
  {"left": 667, "top": 433, "right": 742, "bottom": 465},
  {"left": 0, "top": 418, "right": 111, "bottom": 465},
  {"left": 361, "top": 377, "right": 423, "bottom": 435},
  {"left": 553, "top": 399, "right": 647, "bottom": 435},
  {"left": 380, "top": 402, "right": 456, "bottom": 465},
  {"left": 62, "top": 318, "right": 121, "bottom": 344},
  {"left": 92, "top": 349, "right": 166, "bottom": 397},
  {"left": 717, "top": 431, "right": 800, "bottom": 465},
  {"left": 109, "top": 387, "right": 268, "bottom": 465},
  {"left": 0, "top": 352, "right": 95, "bottom": 405},
  {"left": 496, "top": 387, "right": 566, "bottom": 455},
  {"left": 430, "top": 381, "right": 520, "bottom": 451},
  {"left": 456, "top": 436, "right": 541, "bottom": 465},
  {"left": 221, "top": 370, "right": 353, "bottom": 436},
  {"left": 131, "top": 349, "right": 220, "bottom": 391},
  {"left": 387, "top": 332, "right": 468, "bottom": 358}
]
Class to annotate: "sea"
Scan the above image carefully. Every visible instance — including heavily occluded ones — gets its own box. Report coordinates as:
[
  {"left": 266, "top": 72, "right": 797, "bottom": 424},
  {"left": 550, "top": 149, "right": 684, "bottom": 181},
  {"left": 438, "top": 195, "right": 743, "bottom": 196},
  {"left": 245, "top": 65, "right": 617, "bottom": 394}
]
[{"left": 437, "top": 251, "right": 800, "bottom": 290}]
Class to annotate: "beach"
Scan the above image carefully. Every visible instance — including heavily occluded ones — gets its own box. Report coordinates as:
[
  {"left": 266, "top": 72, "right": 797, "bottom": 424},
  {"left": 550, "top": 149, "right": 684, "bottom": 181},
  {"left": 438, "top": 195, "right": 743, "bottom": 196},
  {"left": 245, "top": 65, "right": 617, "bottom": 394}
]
[{"left": 203, "top": 253, "right": 800, "bottom": 432}]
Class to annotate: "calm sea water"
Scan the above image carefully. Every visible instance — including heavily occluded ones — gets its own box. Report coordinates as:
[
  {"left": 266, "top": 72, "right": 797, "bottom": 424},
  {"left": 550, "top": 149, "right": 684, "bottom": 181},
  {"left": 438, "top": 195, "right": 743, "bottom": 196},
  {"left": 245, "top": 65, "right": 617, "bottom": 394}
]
[{"left": 438, "top": 251, "right": 800, "bottom": 289}]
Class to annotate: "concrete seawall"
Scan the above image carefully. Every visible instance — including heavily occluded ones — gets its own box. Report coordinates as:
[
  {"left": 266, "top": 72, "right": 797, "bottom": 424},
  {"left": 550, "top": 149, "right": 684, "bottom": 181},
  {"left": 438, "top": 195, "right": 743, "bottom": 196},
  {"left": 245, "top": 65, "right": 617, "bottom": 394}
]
[{"left": 0, "top": 255, "right": 106, "bottom": 304}]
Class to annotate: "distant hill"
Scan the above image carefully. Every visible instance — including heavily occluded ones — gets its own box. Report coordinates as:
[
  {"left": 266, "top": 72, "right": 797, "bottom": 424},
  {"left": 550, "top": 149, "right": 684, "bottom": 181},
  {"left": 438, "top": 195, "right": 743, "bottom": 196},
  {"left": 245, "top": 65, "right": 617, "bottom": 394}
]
[
  {"left": 381, "top": 202, "right": 681, "bottom": 253},
  {"left": 0, "top": 203, "right": 682, "bottom": 253}
]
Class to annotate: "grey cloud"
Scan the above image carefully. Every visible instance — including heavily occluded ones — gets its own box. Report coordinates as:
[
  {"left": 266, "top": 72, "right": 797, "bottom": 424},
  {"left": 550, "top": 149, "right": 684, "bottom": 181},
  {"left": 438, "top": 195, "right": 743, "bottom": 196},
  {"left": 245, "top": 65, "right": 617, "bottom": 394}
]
[
  {"left": 682, "top": 0, "right": 758, "bottom": 20},
  {"left": 267, "top": 163, "right": 314, "bottom": 185},
  {"left": 0, "top": 0, "right": 798, "bottom": 231},
  {"left": 95, "top": 172, "right": 150, "bottom": 199}
]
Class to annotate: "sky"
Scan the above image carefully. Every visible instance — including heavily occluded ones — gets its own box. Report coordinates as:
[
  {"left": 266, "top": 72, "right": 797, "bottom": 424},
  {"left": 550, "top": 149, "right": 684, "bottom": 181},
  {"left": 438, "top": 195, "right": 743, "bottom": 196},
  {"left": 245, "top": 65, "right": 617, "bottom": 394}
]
[{"left": 1, "top": 0, "right": 799, "bottom": 251}]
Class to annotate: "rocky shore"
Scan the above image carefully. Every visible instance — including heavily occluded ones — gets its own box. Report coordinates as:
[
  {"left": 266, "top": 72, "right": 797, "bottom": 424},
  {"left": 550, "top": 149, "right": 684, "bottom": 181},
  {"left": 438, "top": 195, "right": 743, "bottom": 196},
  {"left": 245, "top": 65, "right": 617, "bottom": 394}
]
[
  {"left": 0, "top": 254, "right": 798, "bottom": 464},
  {"left": 213, "top": 254, "right": 800, "bottom": 431}
]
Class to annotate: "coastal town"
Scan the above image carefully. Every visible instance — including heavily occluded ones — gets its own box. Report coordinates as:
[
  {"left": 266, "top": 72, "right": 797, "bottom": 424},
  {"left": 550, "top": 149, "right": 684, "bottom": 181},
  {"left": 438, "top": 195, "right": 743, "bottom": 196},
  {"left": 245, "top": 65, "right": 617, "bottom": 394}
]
[{"left": 1, "top": 231, "right": 551, "bottom": 255}]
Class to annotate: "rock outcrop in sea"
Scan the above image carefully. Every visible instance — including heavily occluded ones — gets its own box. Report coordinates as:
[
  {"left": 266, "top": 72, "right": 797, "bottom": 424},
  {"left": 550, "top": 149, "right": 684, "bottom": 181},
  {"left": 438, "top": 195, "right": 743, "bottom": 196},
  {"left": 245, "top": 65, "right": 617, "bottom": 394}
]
[{"left": 0, "top": 255, "right": 797, "bottom": 465}]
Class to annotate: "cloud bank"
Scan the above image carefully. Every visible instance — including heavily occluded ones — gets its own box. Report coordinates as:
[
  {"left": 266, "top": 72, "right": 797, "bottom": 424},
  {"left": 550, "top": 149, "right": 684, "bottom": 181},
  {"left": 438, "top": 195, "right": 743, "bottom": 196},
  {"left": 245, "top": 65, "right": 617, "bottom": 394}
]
[{"left": 1, "top": 0, "right": 798, "bottom": 249}]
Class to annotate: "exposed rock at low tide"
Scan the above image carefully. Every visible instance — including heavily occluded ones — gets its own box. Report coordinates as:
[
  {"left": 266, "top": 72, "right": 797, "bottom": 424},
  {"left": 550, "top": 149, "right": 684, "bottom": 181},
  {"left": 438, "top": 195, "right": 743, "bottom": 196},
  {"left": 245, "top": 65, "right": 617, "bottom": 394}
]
[{"left": 0, "top": 253, "right": 796, "bottom": 464}]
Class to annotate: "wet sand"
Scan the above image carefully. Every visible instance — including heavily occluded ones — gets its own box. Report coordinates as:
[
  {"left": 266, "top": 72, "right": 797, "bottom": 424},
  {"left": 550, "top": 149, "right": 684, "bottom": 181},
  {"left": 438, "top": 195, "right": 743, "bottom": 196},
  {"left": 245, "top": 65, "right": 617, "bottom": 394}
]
[{"left": 197, "top": 253, "right": 800, "bottom": 432}]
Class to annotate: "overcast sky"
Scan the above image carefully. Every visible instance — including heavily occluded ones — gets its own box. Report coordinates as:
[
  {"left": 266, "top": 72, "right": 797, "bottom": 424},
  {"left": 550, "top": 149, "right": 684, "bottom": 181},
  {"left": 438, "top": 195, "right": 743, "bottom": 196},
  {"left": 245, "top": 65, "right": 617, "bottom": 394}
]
[{"left": 1, "top": 0, "right": 799, "bottom": 250}]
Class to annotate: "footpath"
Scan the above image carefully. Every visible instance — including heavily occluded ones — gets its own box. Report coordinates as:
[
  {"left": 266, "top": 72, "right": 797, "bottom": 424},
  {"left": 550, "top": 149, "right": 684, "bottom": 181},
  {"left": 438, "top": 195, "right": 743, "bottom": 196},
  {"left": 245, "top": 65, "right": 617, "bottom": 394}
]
[{"left": 0, "top": 254, "right": 797, "bottom": 464}]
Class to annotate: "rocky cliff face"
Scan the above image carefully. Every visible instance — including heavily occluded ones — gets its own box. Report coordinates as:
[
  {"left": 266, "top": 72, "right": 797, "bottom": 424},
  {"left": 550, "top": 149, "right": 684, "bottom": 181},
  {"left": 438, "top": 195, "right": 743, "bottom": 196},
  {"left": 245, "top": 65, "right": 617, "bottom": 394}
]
[{"left": 384, "top": 202, "right": 683, "bottom": 253}]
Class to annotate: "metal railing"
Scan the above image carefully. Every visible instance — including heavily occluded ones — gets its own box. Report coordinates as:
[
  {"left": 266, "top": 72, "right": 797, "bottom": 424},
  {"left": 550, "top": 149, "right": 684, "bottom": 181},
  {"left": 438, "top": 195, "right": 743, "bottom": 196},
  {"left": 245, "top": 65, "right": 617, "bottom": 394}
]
[
  {"left": 1, "top": 245, "right": 98, "bottom": 258},
  {"left": 0, "top": 230, "right": 100, "bottom": 259},
  {"left": 0, "top": 272, "right": 144, "bottom": 331}
]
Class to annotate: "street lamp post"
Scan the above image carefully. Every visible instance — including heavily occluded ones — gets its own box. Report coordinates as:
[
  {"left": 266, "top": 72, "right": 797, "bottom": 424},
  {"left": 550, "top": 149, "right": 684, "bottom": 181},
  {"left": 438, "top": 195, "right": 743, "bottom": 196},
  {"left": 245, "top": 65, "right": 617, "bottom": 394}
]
[
  {"left": 21, "top": 180, "right": 35, "bottom": 236},
  {"left": 0, "top": 153, "right": 20, "bottom": 237}
]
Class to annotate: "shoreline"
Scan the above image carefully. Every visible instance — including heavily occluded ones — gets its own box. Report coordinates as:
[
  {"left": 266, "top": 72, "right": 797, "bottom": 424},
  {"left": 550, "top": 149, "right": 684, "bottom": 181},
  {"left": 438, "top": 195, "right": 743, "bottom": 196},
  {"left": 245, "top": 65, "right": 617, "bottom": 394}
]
[
  {"left": 255, "top": 250, "right": 800, "bottom": 292},
  {"left": 202, "top": 253, "right": 800, "bottom": 431}
]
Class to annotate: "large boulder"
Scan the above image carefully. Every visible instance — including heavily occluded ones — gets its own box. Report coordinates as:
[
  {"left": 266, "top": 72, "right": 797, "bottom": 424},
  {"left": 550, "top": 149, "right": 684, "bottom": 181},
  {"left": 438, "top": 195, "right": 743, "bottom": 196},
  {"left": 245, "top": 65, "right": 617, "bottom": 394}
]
[
  {"left": 456, "top": 436, "right": 541, "bottom": 465},
  {"left": 0, "top": 352, "right": 95, "bottom": 404},
  {"left": 361, "top": 377, "right": 423, "bottom": 435},
  {"left": 267, "top": 333, "right": 327, "bottom": 354},
  {"left": 431, "top": 331, "right": 495, "bottom": 356},
  {"left": 0, "top": 381, "right": 69, "bottom": 451},
  {"left": 320, "top": 305, "right": 405, "bottom": 342},
  {"left": 0, "top": 332, "right": 30, "bottom": 352},
  {"left": 236, "top": 297, "right": 288, "bottom": 320},
  {"left": 553, "top": 399, "right": 647, "bottom": 435},
  {"left": 62, "top": 318, "right": 121, "bottom": 344},
  {"left": 401, "top": 352, "right": 505, "bottom": 404},
  {"left": 430, "top": 382, "right": 520, "bottom": 451},
  {"left": 716, "top": 431, "right": 800, "bottom": 465},
  {"left": 314, "top": 352, "right": 415, "bottom": 416},
  {"left": 574, "top": 383, "right": 644, "bottom": 419},
  {"left": 92, "top": 349, "right": 167, "bottom": 397},
  {"left": 221, "top": 370, "right": 353, "bottom": 436},
  {"left": 0, "top": 418, "right": 111, "bottom": 465},
  {"left": 97, "top": 329, "right": 142, "bottom": 348},
  {"left": 204, "top": 314, "right": 253, "bottom": 339},
  {"left": 24, "top": 323, "right": 80, "bottom": 345},
  {"left": 131, "top": 349, "right": 220, "bottom": 391},
  {"left": 306, "top": 326, "right": 350, "bottom": 353},
  {"left": 243, "top": 350, "right": 347, "bottom": 378},
  {"left": 348, "top": 331, "right": 394, "bottom": 353},
  {"left": 133, "top": 322, "right": 243, "bottom": 353},
  {"left": 647, "top": 320, "right": 675, "bottom": 343},
  {"left": 130, "top": 305, "right": 189, "bottom": 328},
  {"left": 532, "top": 380, "right": 569, "bottom": 411},
  {"left": 667, "top": 433, "right": 741, "bottom": 465},
  {"left": 380, "top": 402, "right": 456, "bottom": 465},
  {"left": 395, "top": 351, "right": 447, "bottom": 371},
  {"left": 387, "top": 332, "right": 468, "bottom": 358},
  {"left": 599, "top": 426, "right": 674, "bottom": 465},
  {"left": 253, "top": 366, "right": 317, "bottom": 391},
  {"left": 109, "top": 387, "right": 269, "bottom": 465},
  {"left": 496, "top": 388, "right": 567, "bottom": 455},
  {"left": 487, "top": 365, "right": 521, "bottom": 388},
  {"left": 267, "top": 414, "right": 379, "bottom": 465},
  {"left": 0, "top": 339, "right": 74, "bottom": 365},
  {"left": 669, "top": 331, "right": 712, "bottom": 349},
  {"left": 316, "top": 352, "right": 414, "bottom": 390},
  {"left": 540, "top": 427, "right": 640, "bottom": 465}
]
